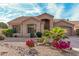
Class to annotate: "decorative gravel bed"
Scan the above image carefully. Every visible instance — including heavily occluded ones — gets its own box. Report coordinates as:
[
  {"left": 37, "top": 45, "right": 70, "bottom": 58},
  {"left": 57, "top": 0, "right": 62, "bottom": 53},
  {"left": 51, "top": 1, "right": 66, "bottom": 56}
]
[{"left": 0, "top": 42, "right": 79, "bottom": 56}]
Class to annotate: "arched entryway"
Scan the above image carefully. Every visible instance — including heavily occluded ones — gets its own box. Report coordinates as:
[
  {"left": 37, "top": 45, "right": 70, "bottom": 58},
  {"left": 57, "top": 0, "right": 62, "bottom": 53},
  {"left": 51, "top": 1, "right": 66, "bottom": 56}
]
[{"left": 41, "top": 19, "right": 50, "bottom": 30}]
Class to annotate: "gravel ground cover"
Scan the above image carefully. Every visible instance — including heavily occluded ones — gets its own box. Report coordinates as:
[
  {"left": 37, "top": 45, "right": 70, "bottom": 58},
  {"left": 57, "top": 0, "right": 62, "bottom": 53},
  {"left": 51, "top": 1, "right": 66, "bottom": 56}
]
[{"left": 0, "top": 42, "right": 79, "bottom": 56}]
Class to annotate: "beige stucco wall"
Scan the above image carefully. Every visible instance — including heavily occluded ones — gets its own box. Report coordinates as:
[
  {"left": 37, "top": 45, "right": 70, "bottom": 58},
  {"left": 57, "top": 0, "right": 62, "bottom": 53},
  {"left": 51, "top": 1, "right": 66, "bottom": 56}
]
[
  {"left": 20, "top": 18, "right": 41, "bottom": 36},
  {"left": 18, "top": 14, "right": 54, "bottom": 37}
]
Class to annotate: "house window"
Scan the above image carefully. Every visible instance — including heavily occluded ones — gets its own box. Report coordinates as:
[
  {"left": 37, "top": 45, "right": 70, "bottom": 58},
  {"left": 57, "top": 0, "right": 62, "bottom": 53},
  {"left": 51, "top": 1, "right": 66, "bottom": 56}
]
[
  {"left": 27, "top": 24, "right": 36, "bottom": 33},
  {"left": 13, "top": 25, "right": 20, "bottom": 33}
]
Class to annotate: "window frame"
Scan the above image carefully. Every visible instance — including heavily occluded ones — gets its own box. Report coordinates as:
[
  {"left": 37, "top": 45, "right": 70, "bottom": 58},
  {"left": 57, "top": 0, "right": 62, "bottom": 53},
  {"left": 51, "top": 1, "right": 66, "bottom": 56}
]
[{"left": 27, "top": 24, "right": 36, "bottom": 33}]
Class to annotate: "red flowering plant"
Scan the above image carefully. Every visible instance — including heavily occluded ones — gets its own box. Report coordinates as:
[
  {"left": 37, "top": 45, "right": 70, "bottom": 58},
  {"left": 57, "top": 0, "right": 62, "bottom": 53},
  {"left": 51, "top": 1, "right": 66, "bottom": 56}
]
[
  {"left": 51, "top": 40, "right": 71, "bottom": 50},
  {"left": 26, "top": 39, "right": 35, "bottom": 48},
  {"left": 26, "top": 39, "right": 39, "bottom": 56}
]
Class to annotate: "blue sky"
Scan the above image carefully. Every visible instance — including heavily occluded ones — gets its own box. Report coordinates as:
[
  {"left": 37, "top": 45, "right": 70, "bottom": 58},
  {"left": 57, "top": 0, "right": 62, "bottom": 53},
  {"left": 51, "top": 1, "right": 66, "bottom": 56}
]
[{"left": 0, "top": 3, "right": 79, "bottom": 23}]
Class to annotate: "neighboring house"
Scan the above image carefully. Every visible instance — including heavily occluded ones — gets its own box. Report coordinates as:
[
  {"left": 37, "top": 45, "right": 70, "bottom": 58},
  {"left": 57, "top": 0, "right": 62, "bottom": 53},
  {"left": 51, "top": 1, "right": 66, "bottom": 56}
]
[
  {"left": 70, "top": 21, "right": 79, "bottom": 30},
  {"left": 8, "top": 13, "right": 79, "bottom": 37}
]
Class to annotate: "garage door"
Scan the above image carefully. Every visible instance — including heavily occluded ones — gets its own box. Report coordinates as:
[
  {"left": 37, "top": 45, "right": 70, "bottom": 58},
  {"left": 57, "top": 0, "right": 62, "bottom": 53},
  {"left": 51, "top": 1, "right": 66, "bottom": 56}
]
[{"left": 63, "top": 28, "right": 72, "bottom": 36}]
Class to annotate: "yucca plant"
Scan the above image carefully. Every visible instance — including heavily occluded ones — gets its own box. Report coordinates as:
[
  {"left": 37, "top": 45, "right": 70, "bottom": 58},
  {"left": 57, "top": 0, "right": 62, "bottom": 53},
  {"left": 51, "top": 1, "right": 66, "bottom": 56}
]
[{"left": 50, "top": 27, "right": 67, "bottom": 41}]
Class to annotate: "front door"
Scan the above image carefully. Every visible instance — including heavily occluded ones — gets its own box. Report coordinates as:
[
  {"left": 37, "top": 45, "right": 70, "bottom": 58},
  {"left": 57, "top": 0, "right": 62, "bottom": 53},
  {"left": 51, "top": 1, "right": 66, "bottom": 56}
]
[{"left": 42, "top": 19, "right": 50, "bottom": 30}]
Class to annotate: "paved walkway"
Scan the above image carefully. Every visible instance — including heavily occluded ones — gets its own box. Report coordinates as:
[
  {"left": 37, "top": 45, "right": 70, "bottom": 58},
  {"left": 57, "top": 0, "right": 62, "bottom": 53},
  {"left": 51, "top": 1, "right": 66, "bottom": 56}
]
[{"left": 2, "top": 36, "right": 79, "bottom": 48}]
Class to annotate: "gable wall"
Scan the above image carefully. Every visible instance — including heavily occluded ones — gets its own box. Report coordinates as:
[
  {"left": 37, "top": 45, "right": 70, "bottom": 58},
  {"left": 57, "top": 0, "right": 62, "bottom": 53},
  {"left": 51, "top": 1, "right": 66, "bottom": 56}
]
[{"left": 20, "top": 18, "right": 41, "bottom": 36}]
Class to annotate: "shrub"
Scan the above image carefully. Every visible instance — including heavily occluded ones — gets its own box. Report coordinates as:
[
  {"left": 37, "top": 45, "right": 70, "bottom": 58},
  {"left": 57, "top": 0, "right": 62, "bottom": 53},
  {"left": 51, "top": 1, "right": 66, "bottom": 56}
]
[
  {"left": 41, "top": 30, "right": 51, "bottom": 45},
  {"left": 76, "top": 29, "right": 79, "bottom": 36},
  {"left": 13, "top": 28, "right": 17, "bottom": 33},
  {"left": 36, "top": 32, "right": 42, "bottom": 38},
  {"left": 30, "top": 32, "right": 35, "bottom": 38},
  {"left": 43, "top": 30, "right": 51, "bottom": 38},
  {"left": 51, "top": 40, "right": 70, "bottom": 49},
  {"left": 2, "top": 29, "right": 14, "bottom": 37}
]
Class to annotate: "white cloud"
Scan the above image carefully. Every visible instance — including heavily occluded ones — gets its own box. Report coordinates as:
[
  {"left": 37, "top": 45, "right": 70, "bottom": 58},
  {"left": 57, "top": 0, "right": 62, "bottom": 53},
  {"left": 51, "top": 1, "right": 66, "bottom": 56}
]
[
  {"left": 0, "top": 4, "right": 42, "bottom": 23},
  {"left": 6, "top": 4, "right": 41, "bottom": 14},
  {"left": 0, "top": 3, "right": 18, "bottom": 7},
  {"left": 70, "top": 5, "right": 79, "bottom": 21},
  {"left": 0, "top": 16, "right": 11, "bottom": 23},
  {"left": 47, "top": 4, "right": 58, "bottom": 14},
  {"left": 54, "top": 6, "right": 64, "bottom": 19},
  {"left": 47, "top": 4, "right": 64, "bottom": 19}
]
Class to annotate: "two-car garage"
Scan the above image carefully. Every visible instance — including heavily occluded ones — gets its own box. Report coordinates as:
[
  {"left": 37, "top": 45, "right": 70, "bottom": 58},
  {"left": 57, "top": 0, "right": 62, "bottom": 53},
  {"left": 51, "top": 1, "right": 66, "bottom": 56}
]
[{"left": 54, "top": 20, "right": 74, "bottom": 36}]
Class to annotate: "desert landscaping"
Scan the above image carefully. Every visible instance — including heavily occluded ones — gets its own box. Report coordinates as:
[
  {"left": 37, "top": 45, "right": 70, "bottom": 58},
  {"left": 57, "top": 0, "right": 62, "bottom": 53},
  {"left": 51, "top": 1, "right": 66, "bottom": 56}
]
[
  {"left": 0, "top": 36, "right": 79, "bottom": 56},
  {"left": 0, "top": 9, "right": 79, "bottom": 56},
  {"left": 0, "top": 27, "right": 79, "bottom": 56},
  {"left": 1, "top": 3, "right": 79, "bottom": 57}
]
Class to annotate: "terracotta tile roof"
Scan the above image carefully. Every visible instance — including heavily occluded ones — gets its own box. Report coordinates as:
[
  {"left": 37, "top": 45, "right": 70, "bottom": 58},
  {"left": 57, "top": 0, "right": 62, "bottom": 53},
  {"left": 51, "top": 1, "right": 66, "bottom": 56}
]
[
  {"left": 54, "top": 19, "right": 74, "bottom": 25},
  {"left": 8, "top": 16, "right": 39, "bottom": 25},
  {"left": 8, "top": 13, "right": 54, "bottom": 25},
  {"left": 8, "top": 16, "right": 28, "bottom": 25},
  {"left": 37, "top": 13, "right": 54, "bottom": 17}
]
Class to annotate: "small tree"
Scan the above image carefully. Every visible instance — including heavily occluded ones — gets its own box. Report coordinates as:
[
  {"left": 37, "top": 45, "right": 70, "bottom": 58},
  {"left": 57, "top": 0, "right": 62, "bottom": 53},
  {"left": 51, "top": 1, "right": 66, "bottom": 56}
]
[
  {"left": 0, "top": 22, "right": 8, "bottom": 29},
  {"left": 2, "top": 29, "right": 14, "bottom": 37}
]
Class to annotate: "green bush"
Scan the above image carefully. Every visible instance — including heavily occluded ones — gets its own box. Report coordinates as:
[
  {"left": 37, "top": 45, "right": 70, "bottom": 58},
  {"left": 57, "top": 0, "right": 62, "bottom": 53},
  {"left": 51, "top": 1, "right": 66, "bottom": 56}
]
[
  {"left": 2, "top": 29, "right": 14, "bottom": 37},
  {"left": 43, "top": 30, "right": 51, "bottom": 38},
  {"left": 76, "top": 29, "right": 79, "bottom": 36},
  {"left": 13, "top": 28, "right": 17, "bottom": 33},
  {"left": 30, "top": 32, "right": 35, "bottom": 38},
  {"left": 36, "top": 32, "right": 42, "bottom": 38},
  {"left": 41, "top": 30, "right": 51, "bottom": 45}
]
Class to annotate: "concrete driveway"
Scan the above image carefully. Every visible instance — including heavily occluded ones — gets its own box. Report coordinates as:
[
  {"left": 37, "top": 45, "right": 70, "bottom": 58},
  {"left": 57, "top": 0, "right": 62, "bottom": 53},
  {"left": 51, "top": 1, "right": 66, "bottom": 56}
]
[
  {"left": 68, "top": 36, "right": 79, "bottom": 52},
  {"left": 69, "top": 36, "right": 79, "bottom": 48}
]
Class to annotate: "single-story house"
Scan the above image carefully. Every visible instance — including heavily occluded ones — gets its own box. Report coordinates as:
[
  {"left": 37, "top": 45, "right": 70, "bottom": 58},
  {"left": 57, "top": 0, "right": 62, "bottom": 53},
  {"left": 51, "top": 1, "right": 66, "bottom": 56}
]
[{"left": 8, "top": 13, "right": 79, "bottom": 37}]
